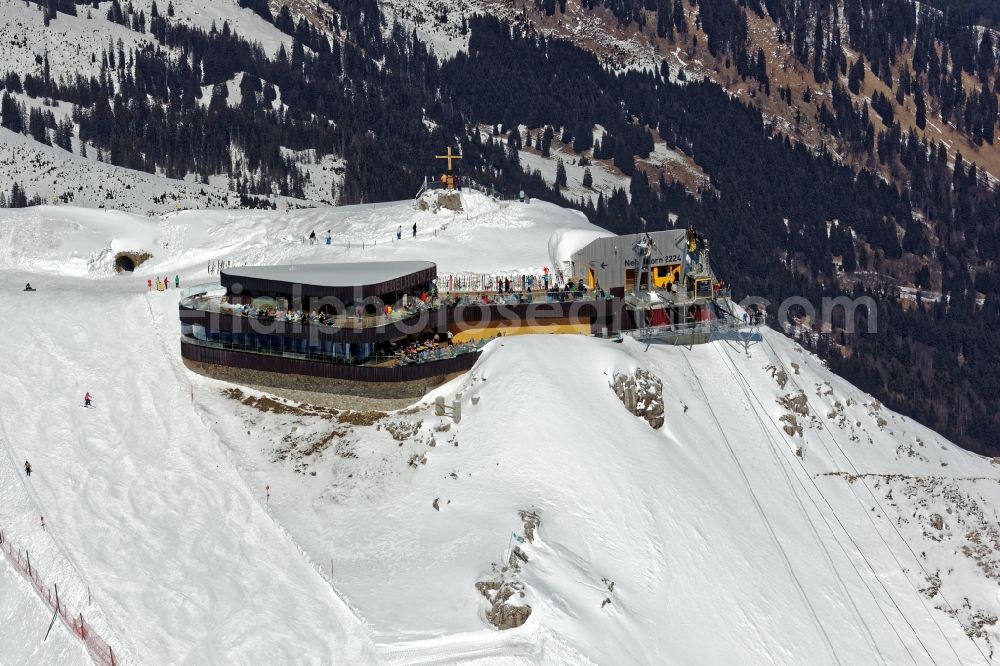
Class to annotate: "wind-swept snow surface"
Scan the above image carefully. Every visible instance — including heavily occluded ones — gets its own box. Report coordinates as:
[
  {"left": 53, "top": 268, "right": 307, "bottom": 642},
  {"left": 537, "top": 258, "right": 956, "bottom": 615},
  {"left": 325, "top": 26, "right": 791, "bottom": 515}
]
[
  {"left": 3, "top": 193, "right": 1000, "bottom": 664},
  {"left": 0, "top": 279, "right": 383, "bottom": 663},
  {"left": 195, "top": 331, "right": 1000, "bottom": 665}
]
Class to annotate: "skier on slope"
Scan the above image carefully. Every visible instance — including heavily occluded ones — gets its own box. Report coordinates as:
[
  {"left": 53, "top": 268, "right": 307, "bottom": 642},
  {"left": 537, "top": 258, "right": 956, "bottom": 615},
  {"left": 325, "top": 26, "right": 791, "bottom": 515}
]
[
  {"left": 24, "top": 461, "right": 31, "bottom": 477},
  {"left": 412, "top": 222, "right": 417, "bottom": 238},
  {"left": 84, "top": 392, "right": 92, "bottom": 408},
  {"left": 396, "top": 225, "right": 402, "bottom": 240},
  {"left": 175, "top": 275, "right": 180, "bottom": 288}
]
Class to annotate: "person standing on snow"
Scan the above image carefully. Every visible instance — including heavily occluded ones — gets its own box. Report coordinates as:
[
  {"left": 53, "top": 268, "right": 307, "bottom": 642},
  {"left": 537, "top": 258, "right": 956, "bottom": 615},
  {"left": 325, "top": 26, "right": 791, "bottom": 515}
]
[
  {"left": 412, "top": 222, "right": 417, "bottom": 238},
  {"left": 175, "top": 275, "right": 180, "bottom": 288},
  {"left": 24, "top": 461, "right": 31, "bottom": 477},
  {"left": 84, "top": 392, "right": 92, "bottom": 408},
  {"left": 325, "top": 230, "right": 332, "bottom": 245},
  {"left": 147, "top": 279, "right": 152, "bottom": 291},
  {"left": 396, "top": 225, "right": 402, "bottom": 240},
  {"left": 309, "top": 230, "right": 317, "bottom": 245}
]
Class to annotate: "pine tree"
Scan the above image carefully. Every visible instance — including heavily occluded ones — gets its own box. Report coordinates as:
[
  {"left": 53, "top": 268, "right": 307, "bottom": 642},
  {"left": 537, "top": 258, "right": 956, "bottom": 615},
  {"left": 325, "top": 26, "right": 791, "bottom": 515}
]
[
  {"left": 755, "top": 48, "right": 769, "bottom": 95},
  {"left": 582, "top": 166, "right": 593, "bottom": 188},
  {"left": 54, "top": 118, "right": 73, "bottom": 151},
  {"left": 847, "top": 57, "right": 865, "bottom": 95},
  {"left": 28, "top": 108, "right": 49, "bottom": 145},
  {"left": 0, "top": 92, "right": 23, "bottom": 133},
  {"left": 572, "top": 124, "right": 593, "bottom": 153},
  {"left": 555, "top": 158, "right": 567, "bottom": 188},
  {"left": 656, "top": 0, "right": 673, "bottom": 39},
  {"left": 813, "top": 19, "right": 826, "bottom": 84},
  {"left": 9, "top": 182, "right": 27, "bottom": 208},
  {"left": 915, "top": 83, "right": 926, "bottom": 130},
  {"left": 672, "top": 0, "right": 687, "bottom": 35},
  {"left": 903, "top": 218, "right": 930, "bottom": 254},
  {"left": 541, "top": 126, "right": 553, "bottom": 157},
  {"left": 613, "top": 140, "right": 635, "bottom": 175}
]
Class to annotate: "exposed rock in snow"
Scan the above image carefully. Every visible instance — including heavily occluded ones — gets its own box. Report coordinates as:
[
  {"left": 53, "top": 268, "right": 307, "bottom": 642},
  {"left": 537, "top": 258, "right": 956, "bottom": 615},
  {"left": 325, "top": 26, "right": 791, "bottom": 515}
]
[{"left": 611, "top": 368, "right": 665, "bottom": 429}]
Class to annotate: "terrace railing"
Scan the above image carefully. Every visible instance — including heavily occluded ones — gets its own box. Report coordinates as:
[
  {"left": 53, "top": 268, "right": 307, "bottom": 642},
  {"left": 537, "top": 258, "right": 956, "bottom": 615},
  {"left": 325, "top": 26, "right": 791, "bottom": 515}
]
[{"left": 180, "top": 289, "right": 441, "bottom": 330}]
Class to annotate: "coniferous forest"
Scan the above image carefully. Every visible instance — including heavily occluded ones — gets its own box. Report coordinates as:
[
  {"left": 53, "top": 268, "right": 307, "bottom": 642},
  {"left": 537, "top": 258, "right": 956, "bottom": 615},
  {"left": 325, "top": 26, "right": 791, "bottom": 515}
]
[{"left": 2, "top": 0, "right": 1000, "bottom": 455}]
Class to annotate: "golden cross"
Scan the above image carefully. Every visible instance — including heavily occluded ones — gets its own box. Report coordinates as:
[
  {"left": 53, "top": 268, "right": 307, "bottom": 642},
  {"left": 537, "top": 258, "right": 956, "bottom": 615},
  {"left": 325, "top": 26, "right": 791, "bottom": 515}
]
[{"left": 435, "top": 146, "right": 462, "bottom": 171}]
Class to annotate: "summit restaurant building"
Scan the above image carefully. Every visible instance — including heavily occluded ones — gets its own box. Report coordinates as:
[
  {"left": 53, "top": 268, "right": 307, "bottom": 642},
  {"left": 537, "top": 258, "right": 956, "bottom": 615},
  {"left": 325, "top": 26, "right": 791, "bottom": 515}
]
[
  {"left": 178, "top": 260, "right": 621, "bottom": 395},
  {"left": 182, "top": 262, "right": 439, "bottom": 361}
]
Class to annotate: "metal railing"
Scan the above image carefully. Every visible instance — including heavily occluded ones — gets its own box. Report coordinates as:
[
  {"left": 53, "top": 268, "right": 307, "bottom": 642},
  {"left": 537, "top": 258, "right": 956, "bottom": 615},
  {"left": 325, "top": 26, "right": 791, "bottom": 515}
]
[
  {"left": 439, "top": 289, "right": 610, "bottom": 305},
  {"left": 624, "top": 287, "right": 732, "bottom": 309},
  {"left": 181, "top": 292, "right": 441, "bottom": 330},
  {"left": 624, "top": 312, "right": 757, "bottom": 342}
]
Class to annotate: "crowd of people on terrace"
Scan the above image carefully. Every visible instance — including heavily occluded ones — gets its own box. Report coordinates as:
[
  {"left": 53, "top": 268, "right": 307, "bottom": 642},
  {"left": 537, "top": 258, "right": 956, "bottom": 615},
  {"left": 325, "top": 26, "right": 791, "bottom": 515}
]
[
  {"left": 442, "top": 271, "right": 559, "bottom": 292},
  {"left": 220, "top": 287, "right": 439, "bottom": 326},
  {"left": 440, "top": 278, "right": 607, "bottom": 305},
  {"left": 380, "top": 334, "right": 487, "bottom": 365},
  {"left": 209, "top": 276, "right": 607, "bottom": 328}
]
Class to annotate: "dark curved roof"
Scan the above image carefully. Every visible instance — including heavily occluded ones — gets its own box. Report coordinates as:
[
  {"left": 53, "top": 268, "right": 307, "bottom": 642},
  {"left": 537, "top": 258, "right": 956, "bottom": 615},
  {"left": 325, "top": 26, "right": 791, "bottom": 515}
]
[{"left": 221, "top": 261, "right": 436, "bottom": 299}]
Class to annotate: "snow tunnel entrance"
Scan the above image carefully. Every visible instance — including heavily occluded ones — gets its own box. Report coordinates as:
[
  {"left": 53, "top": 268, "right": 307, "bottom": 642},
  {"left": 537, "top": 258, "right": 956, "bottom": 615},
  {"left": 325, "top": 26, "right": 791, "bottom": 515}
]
[{"left": 114, "top": 251, "right": 152, "bottom": 273}]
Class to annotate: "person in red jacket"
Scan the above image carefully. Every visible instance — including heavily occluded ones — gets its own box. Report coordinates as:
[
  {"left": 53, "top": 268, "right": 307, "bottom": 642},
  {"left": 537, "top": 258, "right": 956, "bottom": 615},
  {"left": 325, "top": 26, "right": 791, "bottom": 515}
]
[{"left": 84, "top": 392, "right": 92, "bottom": 408}]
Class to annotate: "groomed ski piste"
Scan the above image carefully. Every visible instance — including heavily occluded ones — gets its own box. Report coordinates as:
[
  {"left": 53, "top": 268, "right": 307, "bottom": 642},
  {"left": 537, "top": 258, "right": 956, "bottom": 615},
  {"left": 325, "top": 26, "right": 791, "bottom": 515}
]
[{"left": 2, "top": 191, "right": 1000, "bottom": 665}]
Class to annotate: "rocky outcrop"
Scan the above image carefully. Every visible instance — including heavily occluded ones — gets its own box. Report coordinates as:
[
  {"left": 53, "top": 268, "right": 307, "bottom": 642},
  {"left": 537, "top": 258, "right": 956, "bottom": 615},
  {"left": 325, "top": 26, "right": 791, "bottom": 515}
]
[
  {"left": 475, "top": 511, "right": 539, "bottom": 630},
  {"left": 416, "top": 190, "right": 463, "bottom": 212},
  {"left": 610, "top": 369, "right": 664, "bottom": 429},
  {"left": 475, "top": 579, "right": 531, "bottom": 630}
]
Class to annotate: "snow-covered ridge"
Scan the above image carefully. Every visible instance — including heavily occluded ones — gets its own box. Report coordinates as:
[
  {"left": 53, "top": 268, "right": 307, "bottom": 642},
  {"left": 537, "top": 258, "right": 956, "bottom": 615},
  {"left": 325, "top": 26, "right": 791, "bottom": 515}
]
[{"left": 0, "top": 191, "right": 598, "bottom": 279}]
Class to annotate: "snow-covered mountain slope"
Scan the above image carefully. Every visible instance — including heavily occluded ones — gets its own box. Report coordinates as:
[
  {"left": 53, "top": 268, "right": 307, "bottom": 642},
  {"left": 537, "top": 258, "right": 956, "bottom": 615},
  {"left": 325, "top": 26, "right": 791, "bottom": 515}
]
[
  {"left": 0, "top": 0, "right": 292, "bottom": 83},
  {"left": 0, "top": 1, "right": 331, "bottom": 212},
  {"left": 2, "top": 192, "right": 1000, "bottom": 664},
  {"left": 191, "top": 331, "right": 1000, "bottom": 665},
  {"left": 0, "top": 0, "right": 151, "bottom": 80},
  {"left": 0, "top": 128, "right": 306, "bottom": 215}
]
